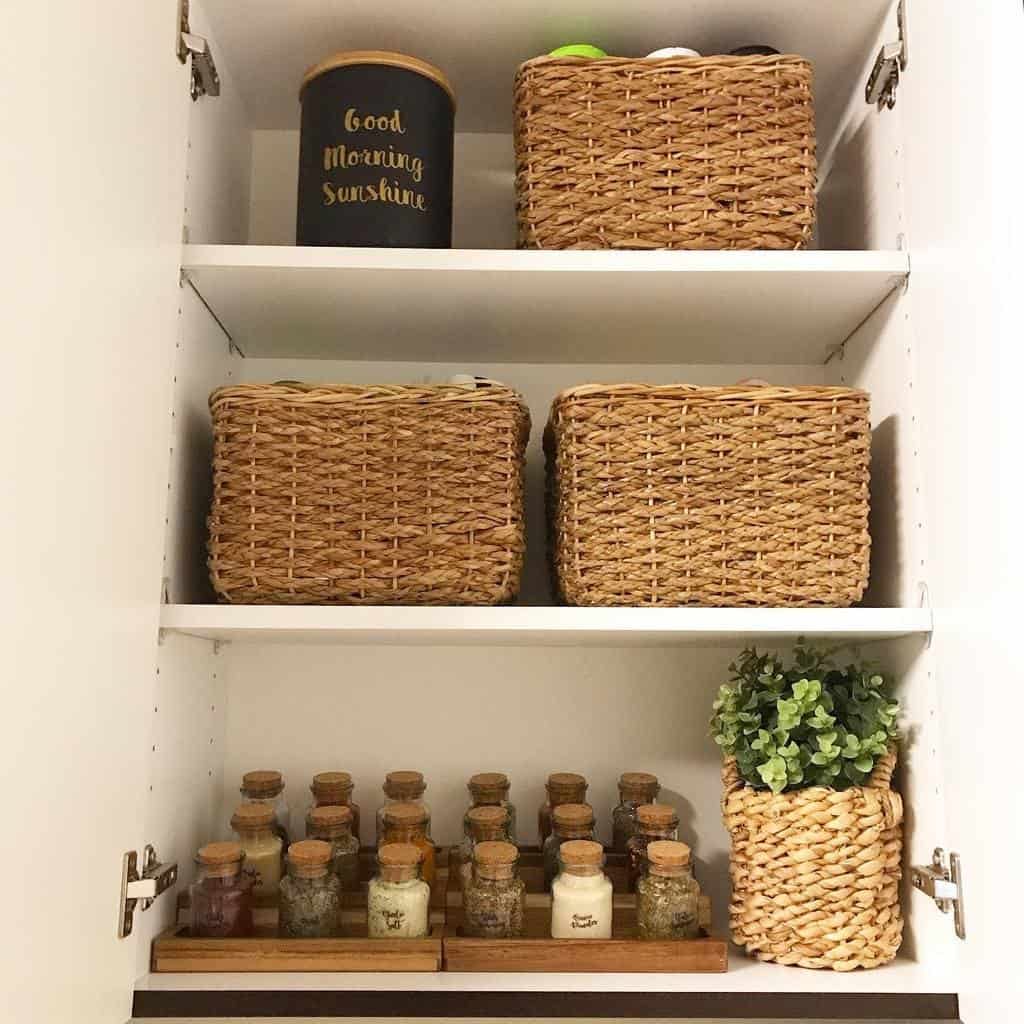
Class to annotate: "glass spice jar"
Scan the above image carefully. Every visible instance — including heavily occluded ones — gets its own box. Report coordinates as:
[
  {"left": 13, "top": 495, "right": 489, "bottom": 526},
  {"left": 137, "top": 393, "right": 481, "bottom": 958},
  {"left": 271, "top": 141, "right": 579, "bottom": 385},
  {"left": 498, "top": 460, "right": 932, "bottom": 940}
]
[
  {"left": 278, "top": 839, "right": 342, "bottom": 938},
  {"left": 626, "top": 803, "right": 679, "bottom": 891},
  {"left": 637, "top": 840, "right": 699, "bottom": 940},
  {"left": 538, "top": 772, "right": 588, "bottom": 845},
  {"left": 611, "top": 772, "right": 660, "bottom": 853},
  {"left": 456, "top": 804, "right": 512, "bottom": 891},
  {"left": 542, "top": 802, "right": 595, "bottom": 891},
  {"left": 230, "top": 802, "right": 283, "bottom": 899},
  {"left": 551, "top": 839, "right": 612, "bottom": 939},
  {"left": 368, "top": 842, "right": 431, "bottom": 938},
  {"left": 382, "top": 802, "right": 436, "bottom": 886},
  {"left": 309, "top": 771, "right": 361, "bottom": 843},
  {"left": 306, "top": 804, "right": 360, "bottom": 892},
  {"left": 465, "top": 772, "right": 517, "bottom": 843},
  {"left": 463, "top": 840, "right": 525, "bottom": 938},
  {"left": 240, "top": 769, "right": 291, "bottom": 849},
  {"left": 376, "top": 770, "right": 429, "bottom": 844},
  {"left": 190, "top": 841, "right": 255, "bottom": 938}
]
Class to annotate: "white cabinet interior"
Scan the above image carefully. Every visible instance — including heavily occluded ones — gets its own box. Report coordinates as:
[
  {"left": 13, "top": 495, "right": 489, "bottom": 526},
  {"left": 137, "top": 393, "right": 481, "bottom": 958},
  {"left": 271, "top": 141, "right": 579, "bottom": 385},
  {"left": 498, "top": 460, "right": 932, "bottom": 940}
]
[{"left": 123, "top": 1, "right": 1021, "bottom": 1019}]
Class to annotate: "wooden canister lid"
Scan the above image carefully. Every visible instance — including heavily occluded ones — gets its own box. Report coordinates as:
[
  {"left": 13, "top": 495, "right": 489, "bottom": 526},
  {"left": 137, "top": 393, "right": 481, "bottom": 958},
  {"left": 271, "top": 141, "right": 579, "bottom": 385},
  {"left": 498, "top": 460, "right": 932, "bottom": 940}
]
[
  {"left": 647, "top": 839, "right": 691, "bottom": 867},
  {"left": 473, "top": 840, "right": 518, "bottom": 866},
  {"left": 467, "top": 805, "right": 508, "bottom": 826},
  {"left": 231, "top": 802, "right": 275, "bottom": 831},
  {"left": 546, "top": 772, "right": 587, "bottom": 800},
  {"left": 559, "top": 839, "right": 603, "bottom": 867},
  {"left": 469, "top": 771, "right": 509, "bottom": 791},
  {"left": 552, "top": 802, "right": 594, "bottom": 828},
  {"left": 378, "top": 842, "right": 422, "bottom": 867},
  {"left": 300, "top": 50, "right": 456, "bottom": 106},
  {"left": 198, "top": 841, "right": 243, "bottom": 867},
  {"left": 309, "top": 804, "right": 353, "bottom": 828},
  {"left": 384, "top": 770, "right": 426, "bottom": 797},
  {"left": 384, "top": 801, "right": 428, "bottom": 826},
  {"left": 241, "top": 769, "right": 283, "bottom": 796},
  {"left": 312, "top": 771, "right": 353, "bottom": 801},
  {"left": 288, "top": 839, "right": 332, "bottom": 867},
  {"left": 619, "top": 771, "right": 659, "bottom": 789},
  {"left": 636, "top": 803, "right": 678, "bottom": 828}
]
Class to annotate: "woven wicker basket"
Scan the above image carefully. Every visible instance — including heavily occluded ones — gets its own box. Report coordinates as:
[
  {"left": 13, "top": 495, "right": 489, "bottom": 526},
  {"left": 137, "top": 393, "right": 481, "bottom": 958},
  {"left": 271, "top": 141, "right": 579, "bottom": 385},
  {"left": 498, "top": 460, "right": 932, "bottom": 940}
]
[
  {"left": 545, "top": 384, "right": 870, "bottom": 607},
  {"left": 514, "top": 55, "right": 816, "bottom": 250},
  {"left": 722, "top": 751, "right": 904, "bottom": 971},
  {"left": 208, "top": 382, "right": 530, "bottom": 605}
]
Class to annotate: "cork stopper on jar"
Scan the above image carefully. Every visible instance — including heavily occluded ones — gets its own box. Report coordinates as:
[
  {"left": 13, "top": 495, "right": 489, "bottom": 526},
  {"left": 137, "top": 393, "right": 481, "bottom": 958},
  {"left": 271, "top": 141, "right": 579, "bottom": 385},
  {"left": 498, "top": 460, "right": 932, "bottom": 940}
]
[
  {"left": 558, "top": 839, "right": 604, "bottom": 876},
  {"left": 241, "top": 769, "right": 284, "bottom": 798},
  {"left": 552, "top": 802, "right": 595, "bottom": 837},
  {"left": 288, "top": 839, "right": 332, "bottom": 879},
  {"left": 646, "top": 839, "right": 692, "bottom": 877},
  {"left": 546, "top": 771, "right": 587, "bottom": 803},
  {"left": 383, "top": 770, "right": 426, "bottom": 800},
  {"left": 198, "top": 841, "right": 244, "bottom": 878},
  {"left": 383, "top": 801, "right": 429, "bottom": 837},
  {"left": 636, "top": 803, "right": 679, "bottom": 832},
  {"left": 468, "top": 771, "right": 510, "bottom": 803},
  {"left": 307, "top": 803, "right": 354, "bottom": 839},
  {"left": 377, "top": 841, "right": 423, "bottom": 882},
  {"left": 618, "top": 771, "right": 660, "bottom": 802},
  {"left": 467, "top": 804, "right": 510, "bottom": 841},
  {"left": 230, "top": 802, "right": 276, "bottom": 834},
  {"left": 473, "top": 840, "right": 519, "bottom": 880},
  {"left": 311, "top": 770, "right": 353, "bottom": 803}
]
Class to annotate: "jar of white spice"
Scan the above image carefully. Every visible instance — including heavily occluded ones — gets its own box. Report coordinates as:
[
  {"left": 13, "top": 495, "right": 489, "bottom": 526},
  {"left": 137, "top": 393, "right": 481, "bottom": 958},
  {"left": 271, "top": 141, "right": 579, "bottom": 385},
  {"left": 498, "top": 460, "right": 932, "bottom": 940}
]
[
  {"left": 368, "top": 842, "right": 430, "bottom": 938},
  {"left": 551, "top": 839, "right": 612, "bottom": 939}
]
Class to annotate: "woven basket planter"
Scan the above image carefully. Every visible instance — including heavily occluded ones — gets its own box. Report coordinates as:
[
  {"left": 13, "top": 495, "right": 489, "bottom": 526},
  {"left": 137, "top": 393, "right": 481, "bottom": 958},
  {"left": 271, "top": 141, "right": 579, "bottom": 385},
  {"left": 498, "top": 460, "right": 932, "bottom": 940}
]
[
  {"left": 514, "top": 55, "right": 816, "bottom": 250},
  {"left": 208, "top": 383, "right": 530, "bottom": 605},
  {"left": 545, "top": 384, "right": 871, "bottom": 607},
  {"left": 722, "top": 751, "right": 904, "bottom": 971}
]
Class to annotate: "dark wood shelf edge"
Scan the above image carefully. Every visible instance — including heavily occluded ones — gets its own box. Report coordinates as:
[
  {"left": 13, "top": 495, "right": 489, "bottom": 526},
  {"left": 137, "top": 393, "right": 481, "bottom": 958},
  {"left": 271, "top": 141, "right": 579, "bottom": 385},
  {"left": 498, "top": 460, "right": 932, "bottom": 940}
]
[{"left": 133, "top": 988, "right": 960, "bottom": 1019}]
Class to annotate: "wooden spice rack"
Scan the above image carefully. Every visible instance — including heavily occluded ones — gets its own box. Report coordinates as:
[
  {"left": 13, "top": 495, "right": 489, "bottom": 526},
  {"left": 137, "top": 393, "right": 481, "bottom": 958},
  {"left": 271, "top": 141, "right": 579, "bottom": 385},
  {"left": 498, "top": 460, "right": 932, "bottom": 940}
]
[
  {"left": 152, "top": 848, "right": 449, "bottom": 973},
  {"left": 443, "top": 848, "right": 727, "bottom": 974},
  {"left": 152, "top": 846, "right": 727, "bottom": 974}
]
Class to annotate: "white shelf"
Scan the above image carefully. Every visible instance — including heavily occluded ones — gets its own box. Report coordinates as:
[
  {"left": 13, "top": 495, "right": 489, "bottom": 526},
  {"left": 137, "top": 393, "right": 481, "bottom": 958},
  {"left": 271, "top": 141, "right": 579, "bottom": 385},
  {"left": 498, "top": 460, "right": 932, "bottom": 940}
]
[
  {"left": 159, "top": 605, "right": 931, "bottom": 647},
  {"left": 183, "top": 245, "right": 908, "bottom": 364},
  {"left": 135, "top": 952, "right": 950, "bottom": 995}
]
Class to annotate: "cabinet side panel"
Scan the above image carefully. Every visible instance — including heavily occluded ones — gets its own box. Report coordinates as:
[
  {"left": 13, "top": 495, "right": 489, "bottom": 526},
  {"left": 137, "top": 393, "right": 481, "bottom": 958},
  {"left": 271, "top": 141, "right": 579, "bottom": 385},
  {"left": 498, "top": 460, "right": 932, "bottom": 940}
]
[
  {"left": 163, "top": 284, "right": 237, "bottom": 605},
  {"left": 2, "top": 4, "right": 189, "bottom": 1022},
  {"left": 134, "top": 634, "right": 227, "bottom": 982},
  {"left": 183, "top": 0, "right": 253, "bottom": 244},
  {"left": 829, "top": 290, "right": 926, "bottom": 609}
]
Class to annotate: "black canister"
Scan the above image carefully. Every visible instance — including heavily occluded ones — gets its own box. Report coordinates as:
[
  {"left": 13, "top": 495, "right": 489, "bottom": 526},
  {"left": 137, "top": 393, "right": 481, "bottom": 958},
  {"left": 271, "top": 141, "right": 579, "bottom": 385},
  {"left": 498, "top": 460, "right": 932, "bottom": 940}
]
[{"left": 297, "top": 51, "right": 455, "bottom": 247}]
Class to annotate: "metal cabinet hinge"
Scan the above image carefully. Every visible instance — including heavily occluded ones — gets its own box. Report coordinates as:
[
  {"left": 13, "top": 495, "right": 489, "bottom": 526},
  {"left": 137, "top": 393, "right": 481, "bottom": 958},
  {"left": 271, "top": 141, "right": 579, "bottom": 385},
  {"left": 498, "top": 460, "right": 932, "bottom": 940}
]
[
  {"left": 177, "top": 0, "right": 220, "bottom": 101},
  {"left": 911, "top": 847, "right": 965, "bottom": 939},
  {"left": 866, "top": 0, "right": 908, "bottom": 109},
  {"left": 118, "top": 845, "right": 179, "bottom": 938}
]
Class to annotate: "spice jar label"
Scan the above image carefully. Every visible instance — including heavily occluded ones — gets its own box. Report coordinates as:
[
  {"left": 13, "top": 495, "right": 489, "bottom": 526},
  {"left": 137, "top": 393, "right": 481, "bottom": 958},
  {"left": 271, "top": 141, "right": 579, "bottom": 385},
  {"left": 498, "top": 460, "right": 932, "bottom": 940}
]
[
  {"left": 383, "top": 908, "right": 406, "bottom": 931},
  {"left": 571, "top": 913, "right": 598, "bottom": 930}
]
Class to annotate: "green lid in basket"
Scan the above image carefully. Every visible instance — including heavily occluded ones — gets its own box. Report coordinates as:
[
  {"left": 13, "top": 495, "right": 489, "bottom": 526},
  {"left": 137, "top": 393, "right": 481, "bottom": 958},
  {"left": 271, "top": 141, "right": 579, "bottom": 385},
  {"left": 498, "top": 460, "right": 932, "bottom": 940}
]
[{"left": 549, "top": 44, "right": 607, "bottom": 58}]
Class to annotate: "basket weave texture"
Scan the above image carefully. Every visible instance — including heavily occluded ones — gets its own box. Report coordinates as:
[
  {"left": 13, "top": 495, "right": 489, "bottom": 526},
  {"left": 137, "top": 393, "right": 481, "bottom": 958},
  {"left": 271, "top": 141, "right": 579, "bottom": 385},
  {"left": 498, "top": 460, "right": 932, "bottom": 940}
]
[
  {"left": 722, "top": 751, "right": 903, "bottom": 971},
  {"left": 545, "top": 384, "right": 870, "bottom": 607},
  {"left": 208, "top": 383, "right": 530, "bottom": 605},
  {"left": 514, "top": 55, "right": 816, "bottom": 250}
]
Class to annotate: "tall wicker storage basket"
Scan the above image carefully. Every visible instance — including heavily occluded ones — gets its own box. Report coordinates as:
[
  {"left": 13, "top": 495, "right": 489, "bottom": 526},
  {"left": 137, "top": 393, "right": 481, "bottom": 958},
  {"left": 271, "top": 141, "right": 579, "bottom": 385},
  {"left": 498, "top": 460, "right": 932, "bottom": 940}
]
[
  {"left": 208, "top": 383, "right": 530, "bottom": 605},
  {"left": 546, "top": 384, "right": 871, "bottom": 607},
  {"left": 514, "top": 55, "right": 816, "bottom": 250},
  {"left": 722, "top": 751, "right": 904, "bottom": 970}
]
